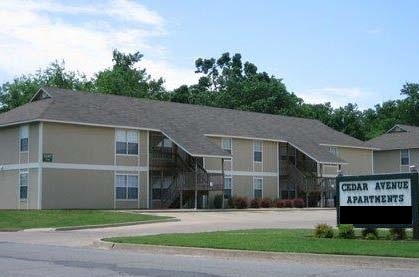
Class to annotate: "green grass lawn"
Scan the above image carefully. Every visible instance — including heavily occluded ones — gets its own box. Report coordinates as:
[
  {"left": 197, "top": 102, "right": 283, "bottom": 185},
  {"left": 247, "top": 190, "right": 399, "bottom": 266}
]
[
  {"left": 0, "top": 210, "right": 169, "bottom": 231},
  {"left": 105, "top": 229, "right": 419, "bottom": 258}
]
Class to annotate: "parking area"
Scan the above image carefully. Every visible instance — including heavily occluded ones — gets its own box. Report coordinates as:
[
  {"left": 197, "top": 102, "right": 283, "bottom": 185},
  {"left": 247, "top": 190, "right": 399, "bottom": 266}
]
[{"left": 0, "top": 209, "right": 336, "bottom": 248}]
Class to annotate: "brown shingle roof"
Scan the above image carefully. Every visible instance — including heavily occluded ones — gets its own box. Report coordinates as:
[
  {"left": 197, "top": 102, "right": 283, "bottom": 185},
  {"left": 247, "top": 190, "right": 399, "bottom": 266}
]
[
  {"left": 367, "top": 124, "right": 419, "bottom": 150},
  {"left": 0, "top": 87, "right": 373, "bottom": 162}
]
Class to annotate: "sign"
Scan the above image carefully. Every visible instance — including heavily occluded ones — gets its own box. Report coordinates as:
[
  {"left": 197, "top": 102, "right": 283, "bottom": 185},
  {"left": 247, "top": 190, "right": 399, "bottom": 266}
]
[
  {"left": 43, "top": 153, "right": 53, "bottom": 162},
  {"left": 337, "top": 173, "right": 418, "bottom": 229}
]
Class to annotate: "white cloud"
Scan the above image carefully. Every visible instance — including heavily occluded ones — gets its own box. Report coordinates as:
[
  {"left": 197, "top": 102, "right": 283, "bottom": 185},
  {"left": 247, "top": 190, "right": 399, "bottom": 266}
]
[
  {"left": 0, "top": 0, "right": 196, "bottom": 89},
  {"left": 298, "top": 87, "right": 378, "bottom": 110}
]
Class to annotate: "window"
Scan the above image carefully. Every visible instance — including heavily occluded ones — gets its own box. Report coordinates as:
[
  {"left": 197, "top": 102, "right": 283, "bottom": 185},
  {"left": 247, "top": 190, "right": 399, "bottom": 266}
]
[
  {"left": 224, "top": 176, "right": 232, "bottom": 199},
  {"left": 328, "top": 147, "right": 337, "bottom": 156},
  {"left": 116, "top": 130, "right": 138, "bottom": 155},
  {"left": 19, "top": 171, "right": 28, "bottom": 200},
  {"left": 401, "top": 149, "right": 409, "bottom": 165},
  {"left": 19, "top": 125, "right": 29, "bottom": 152},
  {"left": 253, "top": 177, "right": 263, "bottom": 199},
  {"left": 222, "top": 138, "right": 232, "bottom": 154},
  {"left": 253, "top": 141, "right": 262, "bottom": 162},
  {"left": 115, "top": 175, "right": 138, "bottom": 200}
]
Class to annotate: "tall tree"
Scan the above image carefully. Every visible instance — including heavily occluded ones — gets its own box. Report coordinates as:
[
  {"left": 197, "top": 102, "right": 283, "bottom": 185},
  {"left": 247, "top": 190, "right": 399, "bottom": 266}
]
[
  {"left": 94, "top": 49, "right": 167, "bottom": 99},
  {"left": 0, "top": 61, "right": 92, "bottom": 112},
  {"left": 174, "top": 52, "right": 302, "bottom": 115}
]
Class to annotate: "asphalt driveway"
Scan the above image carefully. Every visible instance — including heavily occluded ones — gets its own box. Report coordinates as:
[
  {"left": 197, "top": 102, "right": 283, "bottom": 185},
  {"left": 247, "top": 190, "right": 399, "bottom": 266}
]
[{"left": 0, "top": 209, "right": 335, "bottom": 247}]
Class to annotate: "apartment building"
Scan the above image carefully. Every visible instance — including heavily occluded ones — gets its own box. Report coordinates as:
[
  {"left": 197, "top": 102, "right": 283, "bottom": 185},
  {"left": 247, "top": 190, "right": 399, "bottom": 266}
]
[
  {"left": 368, "top": 124, "right": 419, "bottom": 174},
  {"left": 0, "top": 87, "right": 374, "bottom": 209}
]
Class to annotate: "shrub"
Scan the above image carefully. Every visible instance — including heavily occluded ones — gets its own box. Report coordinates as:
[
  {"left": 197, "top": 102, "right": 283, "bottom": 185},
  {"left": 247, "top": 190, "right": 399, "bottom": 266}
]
[
  {"left": 365, "top": 233, "right": 378, "bottom": 240},
  {"left": 213, "top": 194, "right": 223, "bottom": 209},
  {"left": 273, "top": 198, "right": 282, "bottom": 208},
  {"left": 389, "top": 228, "right": 407, "bottom": 240},
  {"left": 314, "top": 223, "right": 334, "bottom": 238},
  {"left": 233, "top": 196, "right": 248, "bottom": 209},
  {"left": 361, "top": 228, "right": 378, "bottom": 239},
  {"left": 282, "top": 199, "right": 293, "bottom": 208},
  {"left": 338, "top": 224, "right": 355, "bottom": 239},
  {"left": 292, "top": 198, "right": 305, "bottom": 208},
  {"left": 227, "top": 197, "right": 234, "bottom": 208},
  {"left": 260, "top": 197, "right": 273, "bottom": 208},
  {"left": 250, "top": 198, "right": 261, "bottom": 208}
]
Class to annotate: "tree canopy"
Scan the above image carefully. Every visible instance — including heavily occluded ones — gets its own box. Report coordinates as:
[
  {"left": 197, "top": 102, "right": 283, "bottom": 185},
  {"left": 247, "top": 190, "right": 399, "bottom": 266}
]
[{"left": 1, "top": 50, "right": 418, "bottom": 141}]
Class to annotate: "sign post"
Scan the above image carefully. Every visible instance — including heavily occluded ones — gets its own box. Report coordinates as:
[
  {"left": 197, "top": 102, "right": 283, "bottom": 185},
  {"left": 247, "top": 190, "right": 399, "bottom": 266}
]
[{"left": 336, "top": 172, "right": 419, "bottom": 239}]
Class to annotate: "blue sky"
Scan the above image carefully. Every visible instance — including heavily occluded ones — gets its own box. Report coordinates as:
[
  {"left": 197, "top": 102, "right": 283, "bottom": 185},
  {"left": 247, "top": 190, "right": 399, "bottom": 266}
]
[{"left": 1, "top": 1, "right": 418, "bottom": 109}]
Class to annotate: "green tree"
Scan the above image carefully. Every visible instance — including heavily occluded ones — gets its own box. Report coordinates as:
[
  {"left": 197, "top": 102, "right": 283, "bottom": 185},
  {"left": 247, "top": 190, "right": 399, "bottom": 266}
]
[
  {"left": 0, "top": 61, "right": 92, "bottom": 112},
  {"left": 94, "top": 49, "right": 167, "bottom": 99},
  {"left": 176, "top": 52, "right": 302, "bottom": 115}
]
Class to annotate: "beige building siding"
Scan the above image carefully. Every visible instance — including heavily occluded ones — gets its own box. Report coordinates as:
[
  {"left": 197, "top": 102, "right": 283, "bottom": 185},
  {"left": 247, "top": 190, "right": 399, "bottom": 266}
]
[
  {"left": 139, "top": 171, "right": 148, "bottom": 208},
  {"left": 29, "top": 123, "right": 39, "bottom": 163},
  {"left": 408, "top": 149, "right": 419, "bottom": 171},
  {"left": 43, "top": 123, "right": 114, "bottom": 165},
  {"left": 338, "top": 147, "right": 373, "bottom": 175},
  {"left": 0, "top": 126, "right": 19, "bottom": 164},
  {"left": 373, "top": 150, "right": 400, "bottom": 174},
  {"left": 0, "top": 169, "right": 40, "bottom": 209},
  {"left": 262, "top": 141, "right": 278, "bottom": 172},
  {"left": 0, "top": 170, "right": 18, "bottom": 209},
  {"left": 115, "top": 155, "right": 138, "bottom": 166},
  {"left": 233, "top": 139, "right": 252, "bottom": 171},
  {"left": 233, "top": 176, "right": 252, "bottom": 198},
  {"left": 42, "top": 168, "right": 114, "bottom": 209},
  {"left": 322, "top": 164, "right": 339, "bottom": 176},
  {"left": 26, "top": 168, "right": 40, "bottom": 209},
  {"left": 373, "top": 149, "right": 419, "bottom": 174},
  {"left": 139, "top": 131, "right": 148, "bottom": 167},
  {"left": 263, "top": 176, "right": 278, "bottom": 198}
]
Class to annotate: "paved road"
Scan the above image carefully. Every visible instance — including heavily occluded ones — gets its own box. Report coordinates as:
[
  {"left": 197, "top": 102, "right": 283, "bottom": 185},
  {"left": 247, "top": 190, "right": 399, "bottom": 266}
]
[
  {"left": 0, "top": 209, "right": 336, "bottom": 247},
  {"left": 1, "top": 209, "right": 417, "bottom": 276},
  {"left": 1, "top": 242, "right": 418, "bottom": 277}
]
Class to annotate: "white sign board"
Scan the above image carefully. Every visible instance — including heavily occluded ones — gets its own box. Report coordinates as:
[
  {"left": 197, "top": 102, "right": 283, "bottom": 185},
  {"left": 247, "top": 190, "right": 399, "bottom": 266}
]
[{"left": 339, "top": 179, "right": 411, "bottom": 207}]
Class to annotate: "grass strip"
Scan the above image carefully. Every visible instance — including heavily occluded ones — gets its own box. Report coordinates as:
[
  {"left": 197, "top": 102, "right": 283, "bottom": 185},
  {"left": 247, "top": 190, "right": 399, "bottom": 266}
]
[
  {"left": 105, "top": 229, "right": 419, "bottom": 258},
  {"left": 0, "top": 210, "right": 170, "bottom": 230}
]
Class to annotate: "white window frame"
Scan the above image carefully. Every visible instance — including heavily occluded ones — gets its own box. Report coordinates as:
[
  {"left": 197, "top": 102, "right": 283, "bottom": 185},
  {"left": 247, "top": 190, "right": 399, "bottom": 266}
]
[
  {"left": 400, "top": 149, "right": 410, "bottom": 166},
  {"left": 115, "top": 129, "right": 139, "bottom": 156},
  {"left": 253, "top": 176, "right": 263, "bottom": 198},
  {"left": 19, "top": 170, "right": 29, "bottom": 200},
  {"left": 19, "top": 125, "right": 29, "bottom": 153},
  {"left": 221, "top": 138, "right": 232, "bottom": 154},
  {"left": 224, "top": 176, "right": 233, "bottom": 199},
  {"left": 115, "top": 174, "right": 139, "bottom": 201},
  {"left": 328, "top": 147, "right": 338, "bottom": 156},
  {"left": 253, "top": 140, "right": 263, "bottom": 163}
]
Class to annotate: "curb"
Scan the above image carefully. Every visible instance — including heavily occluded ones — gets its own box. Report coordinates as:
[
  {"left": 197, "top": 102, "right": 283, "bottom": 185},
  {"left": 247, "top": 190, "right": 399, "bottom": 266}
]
[
  {"left": 54, "top": 218, "right": 180, "bottom": 231},
  {"left": 136, "top": 208, "right": 336, "bottom": 213},
  {"left": 93, "top": 240, "right": 419, "bottom": 270}
]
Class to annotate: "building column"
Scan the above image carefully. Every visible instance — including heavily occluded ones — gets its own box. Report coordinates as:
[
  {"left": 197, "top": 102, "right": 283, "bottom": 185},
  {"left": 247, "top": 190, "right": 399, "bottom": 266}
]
[
  {"left": 221, "top": 158, "right": 225, "bottom": 209},
  {"left": 194, "top": 159, "right": 198, "bottom": 210}
]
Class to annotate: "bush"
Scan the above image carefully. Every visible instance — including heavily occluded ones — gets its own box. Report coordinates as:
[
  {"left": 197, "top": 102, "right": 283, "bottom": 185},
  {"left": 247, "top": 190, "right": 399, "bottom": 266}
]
[
  {"left": 233, "top": 196, "right": 248, "bottom": 209},
  {"left": 361, "top": 228, "right": 378, "bottom": 239},
  {"left": 227, "top": 197, "right": 234, "bottom": 209},
  {"left": 260, "top": 197, "right": 273, "bottom": 208},
  {"left": 282, "top": 199, "right": 293, "bottom": 208},
  {"left": 213, "top": 194, "right": 223, "bottom": 209},
  {"left": 273, "top": 198, "right": 282, "bottom": 208},
  {"left": 389, "top": 228, "right": 407, "bottom": 240},
  {"left": 292, "top": 198, "right": 305, "bottom": 208},
  {"left": 314, "top": 223, "right": 334, "bottom": 238},
  {"left": 338, "top": 224, "right": 355, "bottom": 239},
  {"left": 365, "top": 233, "right": 378, "bottom": 240},
  {"left": 250, "top": 198, "right": 261, "bottom": 208}
]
